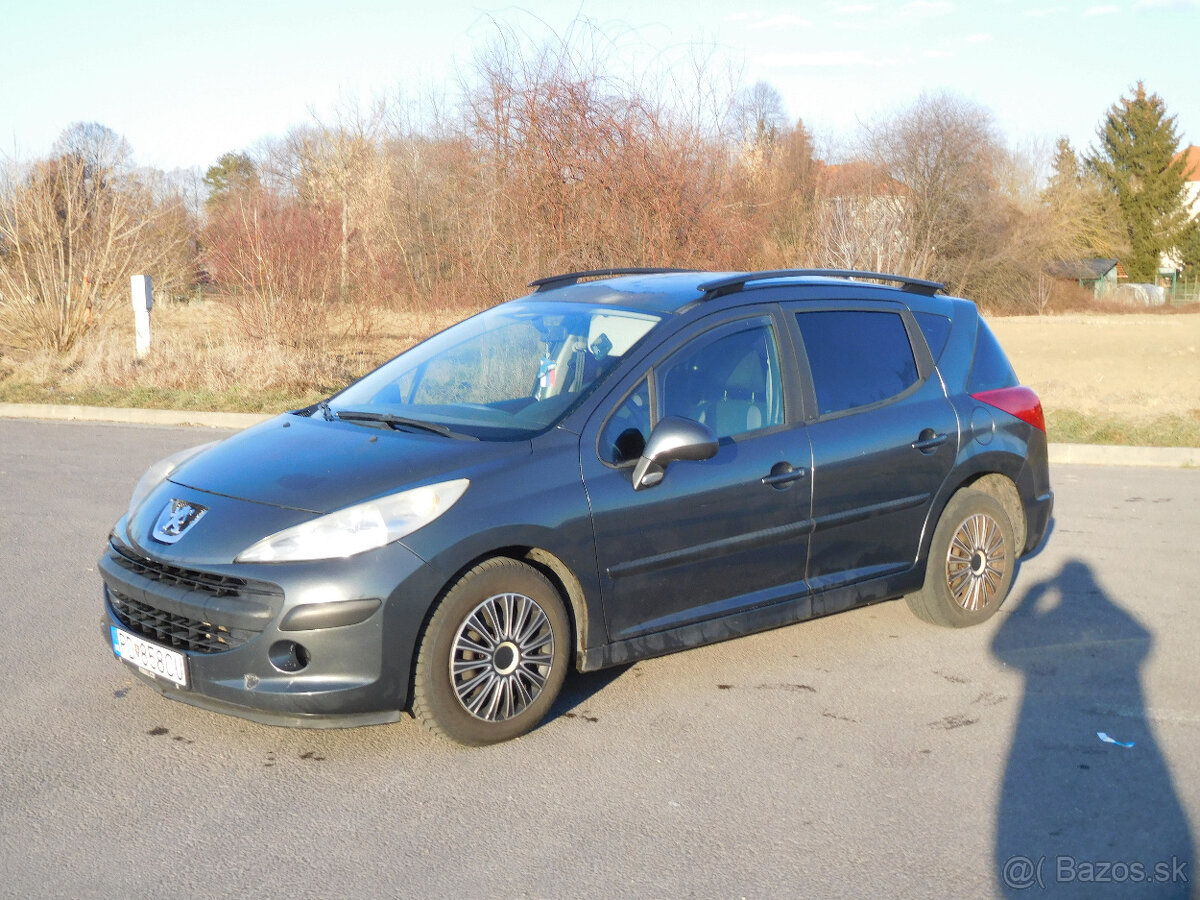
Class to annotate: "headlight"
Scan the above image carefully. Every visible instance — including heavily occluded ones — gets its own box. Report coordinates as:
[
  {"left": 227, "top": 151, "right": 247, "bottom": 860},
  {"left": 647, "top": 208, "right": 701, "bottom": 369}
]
[
  {"left": 235, "top": 478, "right": 469, "bottom": 563},
  {"left": 127, "top": 442, "right": 218, "bottom": 519}
]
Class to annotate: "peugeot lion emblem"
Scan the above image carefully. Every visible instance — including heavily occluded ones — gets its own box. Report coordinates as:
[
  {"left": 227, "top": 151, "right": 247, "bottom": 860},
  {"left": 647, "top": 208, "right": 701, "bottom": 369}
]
[{"left": 152, "top": 499, "right": 208, "bottom": 544}]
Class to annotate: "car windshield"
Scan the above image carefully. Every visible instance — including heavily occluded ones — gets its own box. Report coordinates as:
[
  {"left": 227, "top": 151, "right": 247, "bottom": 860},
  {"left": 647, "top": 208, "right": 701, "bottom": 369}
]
[{"left": 330, "top": 301, "right": 662, "bottom": 439}]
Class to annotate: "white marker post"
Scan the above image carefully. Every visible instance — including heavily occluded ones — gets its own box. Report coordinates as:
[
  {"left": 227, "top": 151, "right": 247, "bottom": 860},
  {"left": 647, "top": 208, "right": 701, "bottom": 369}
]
[{"left": 131, "top": 275, "right": 153, "bottom": 357}]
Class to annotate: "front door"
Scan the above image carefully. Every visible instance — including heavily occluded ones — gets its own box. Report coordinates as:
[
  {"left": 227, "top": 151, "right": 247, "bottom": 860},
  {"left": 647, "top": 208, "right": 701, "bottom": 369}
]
[{"left": 581, "top": 314, "right": 813, "bottom": 642}]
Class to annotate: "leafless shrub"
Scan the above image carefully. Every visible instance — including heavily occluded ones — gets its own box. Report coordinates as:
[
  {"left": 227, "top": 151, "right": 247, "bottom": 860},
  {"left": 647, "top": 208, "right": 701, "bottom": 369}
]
[
  {"left": 0, "top": 125, "right": 193, "bottom": 351},
  {"left": 460, "top": 24, "right": 753, "bottom": 299},
  {"left": 202, "top": 190, "right": 342, "bottom": 349}
]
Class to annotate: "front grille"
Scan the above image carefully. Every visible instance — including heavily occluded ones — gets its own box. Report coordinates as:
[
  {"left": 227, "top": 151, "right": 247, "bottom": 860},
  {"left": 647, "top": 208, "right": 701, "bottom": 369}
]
[
  {"left": 108, "top": 587, "right": 253, "bottom": 653},
  {"left": 109, "top": 541, "right": 281, "bottom": 600},
  {"left": 106, "top": 540, "right": 284, "bottom": 655}
]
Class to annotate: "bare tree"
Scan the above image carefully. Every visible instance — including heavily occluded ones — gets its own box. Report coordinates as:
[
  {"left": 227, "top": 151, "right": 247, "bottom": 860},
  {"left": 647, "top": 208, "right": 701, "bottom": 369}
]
[
  {"left": 52, "top": 121, "right": 133, "bottom": 185},
  {"left": 732, "top": 81, "right": 789, "bottom": 146},
  {"left": 0, "top": 126, "right": 191, "bottom": 351},
  {"left": 861, "top": 93, "right": 1003, "bottom": 283}
]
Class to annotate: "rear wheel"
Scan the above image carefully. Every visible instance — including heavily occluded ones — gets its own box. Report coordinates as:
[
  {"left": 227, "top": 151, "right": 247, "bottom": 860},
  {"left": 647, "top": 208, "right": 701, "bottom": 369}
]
[
  {"left": 412, "top": 558, "right": 569, "bottom": 745},
  {"left": 907, "top": 488, "right": 1016, "bottom": 627}
]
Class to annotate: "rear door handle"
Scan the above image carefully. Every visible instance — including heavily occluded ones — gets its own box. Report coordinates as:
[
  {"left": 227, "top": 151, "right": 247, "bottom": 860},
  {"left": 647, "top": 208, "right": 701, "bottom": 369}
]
[
  {"left": 911, "top": 430, "right": 948, "bottom": 453},
  {"left": 762, "top": 462, "right": 807, "bottom": 488}
]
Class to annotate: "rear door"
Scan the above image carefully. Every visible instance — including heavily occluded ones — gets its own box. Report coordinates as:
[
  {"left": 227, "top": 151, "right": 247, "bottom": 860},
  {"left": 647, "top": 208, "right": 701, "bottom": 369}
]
[{"left": 788, "top": 304, "right": 958, "bottom": 613}]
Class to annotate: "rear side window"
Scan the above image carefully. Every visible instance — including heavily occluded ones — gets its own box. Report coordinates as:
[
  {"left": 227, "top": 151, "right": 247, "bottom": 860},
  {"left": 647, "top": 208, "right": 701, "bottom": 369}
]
[
  {"left": 914, "top": 312, "right": 952, "bottom": 362},
  {"left": 795, "top": 310, "right": 918, "bottom": 416},
  {"left": 967, "top": 319, "right": 1018, "bottom": 393}
]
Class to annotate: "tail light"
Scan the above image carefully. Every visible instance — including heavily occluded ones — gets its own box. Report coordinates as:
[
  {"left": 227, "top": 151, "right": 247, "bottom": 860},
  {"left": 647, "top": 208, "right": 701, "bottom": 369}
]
[{"left": 971, "top": 386, "right": 1045, "bottom": 432}]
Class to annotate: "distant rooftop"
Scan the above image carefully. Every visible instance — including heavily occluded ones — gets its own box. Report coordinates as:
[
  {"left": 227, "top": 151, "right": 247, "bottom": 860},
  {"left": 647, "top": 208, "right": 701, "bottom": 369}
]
[
  {"left": 814, "top": 160, "right": 906, "bottom": 197},
  {"left": 1046, "top": 258, "right": 1119, "bottom": 281},
  {"left": 1175, "top": 145, "right": 1200, "bottom": 182}
]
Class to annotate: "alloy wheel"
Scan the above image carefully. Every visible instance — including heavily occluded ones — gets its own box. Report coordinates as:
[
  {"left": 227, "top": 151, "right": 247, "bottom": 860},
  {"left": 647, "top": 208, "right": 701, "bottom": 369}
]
[
  {"left": 945, "top": 513, "right": 1008, "bottom": 612},
  {"left": 449, "top": 592, "right": 556, "bottom": 722}
]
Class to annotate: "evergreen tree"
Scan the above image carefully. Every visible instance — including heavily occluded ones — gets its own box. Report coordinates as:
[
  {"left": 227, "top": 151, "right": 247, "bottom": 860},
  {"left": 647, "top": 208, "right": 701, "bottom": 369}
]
[
  {"left": 1087, "top": 81, "right": 1190, "bottom": 281},
  {"left": 1042, "top": 136, "right": 1124, "bottom": 259},
  {"left": 1178, "top": 220, "right": 1200, "bottom": 270},
  {"left": 202, "top": 152, "right": 259, "bottom": 208},
  {"left": 1046, "top": 136, "right": 1081, "bottom": 195}
]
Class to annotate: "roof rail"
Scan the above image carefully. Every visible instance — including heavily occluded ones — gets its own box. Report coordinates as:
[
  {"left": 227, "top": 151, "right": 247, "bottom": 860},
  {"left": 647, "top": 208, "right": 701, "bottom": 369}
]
[
  {"left": 697, "top": 269, "right": 944, "bottom": 299},
  {"left": 530, "top": 267, "right": 698, "bottom": 293}
]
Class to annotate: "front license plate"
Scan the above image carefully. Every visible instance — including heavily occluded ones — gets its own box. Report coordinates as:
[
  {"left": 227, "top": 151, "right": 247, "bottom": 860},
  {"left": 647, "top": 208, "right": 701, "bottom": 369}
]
[{"left": 111, "top": 626, "right": 189, "bottom": 688}]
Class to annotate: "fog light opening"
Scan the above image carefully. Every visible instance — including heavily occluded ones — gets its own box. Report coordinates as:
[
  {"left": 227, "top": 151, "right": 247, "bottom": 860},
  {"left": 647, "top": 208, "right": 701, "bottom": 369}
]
[{"left": 269, "top": 640, "right": 311, "bottom": 673}]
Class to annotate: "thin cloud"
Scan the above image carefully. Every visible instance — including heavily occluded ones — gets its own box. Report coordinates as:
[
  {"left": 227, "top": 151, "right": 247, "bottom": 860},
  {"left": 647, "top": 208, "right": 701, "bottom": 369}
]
[
  {"left": 965, "top": 32, "right": 993, "bottom": 43},
  {"left": 755, "top": 50, "right": 887, "bottom": 67},
  {"left": 1084, "top": 4, "right": 1120, "bottom": 13},
  {"left": 835, "top": 4, "right": 877, "bottom": 13},
  {"left": 1023, "top": 5, "right": 1066, "bottom": 15},
  {"left": 748, "top": 13, "right": 813, "bottom": 29},
  {"left": 901, "top": 0, "right": 954, "bottom": 14},
  {"left": 1134, "top": 0, "right": 1197, "bottom": 8}
]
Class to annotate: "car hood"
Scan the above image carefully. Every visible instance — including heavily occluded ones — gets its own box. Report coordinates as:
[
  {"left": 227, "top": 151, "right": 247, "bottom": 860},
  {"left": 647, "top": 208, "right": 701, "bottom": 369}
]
[{"left": 169, "top": 413, "right": 529, "bottom": 514}]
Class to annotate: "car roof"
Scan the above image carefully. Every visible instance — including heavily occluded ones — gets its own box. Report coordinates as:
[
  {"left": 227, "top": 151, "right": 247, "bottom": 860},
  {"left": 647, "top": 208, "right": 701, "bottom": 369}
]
[{"left": 521, "top": 268, "right": 951, "bottom": 315}]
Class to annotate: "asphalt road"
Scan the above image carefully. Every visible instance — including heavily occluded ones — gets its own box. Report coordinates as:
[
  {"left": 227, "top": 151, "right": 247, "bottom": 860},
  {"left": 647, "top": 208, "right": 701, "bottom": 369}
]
[{"left": 0, "top": 419, "right": 1196, "bottom": 899}]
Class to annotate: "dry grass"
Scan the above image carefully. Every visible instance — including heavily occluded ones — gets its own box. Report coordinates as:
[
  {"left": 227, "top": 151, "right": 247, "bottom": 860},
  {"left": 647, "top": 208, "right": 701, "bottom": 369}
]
[
  {"left": 0, "top": 298, "right": 474, "bottom": 412},
  {"left": 1046, "top": 408, "right": 1200, "bottom": 448}
]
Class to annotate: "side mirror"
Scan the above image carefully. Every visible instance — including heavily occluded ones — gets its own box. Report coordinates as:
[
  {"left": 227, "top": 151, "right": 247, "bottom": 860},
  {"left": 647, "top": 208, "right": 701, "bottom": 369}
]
[{"left": 632, "top": 416, "right": 718, "bottom": 491}]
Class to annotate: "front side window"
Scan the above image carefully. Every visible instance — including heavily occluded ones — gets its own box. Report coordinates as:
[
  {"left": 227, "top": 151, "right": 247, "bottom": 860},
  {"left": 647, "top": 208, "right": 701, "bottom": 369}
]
[
  {"left": 658, "top": 322, "right": 784, "bottom": 440},
  {"left": 796, "top": 310, "right": 918, "bottom": 416},
  {"left": 334, "top": 302, "right": 661, "bottom": 439}
]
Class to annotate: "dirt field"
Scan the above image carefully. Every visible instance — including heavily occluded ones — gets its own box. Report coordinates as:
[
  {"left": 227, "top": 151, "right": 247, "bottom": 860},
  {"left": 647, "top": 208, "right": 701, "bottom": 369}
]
[{"left": 989, "top": 313, "right": 1200, "bottom": 421}]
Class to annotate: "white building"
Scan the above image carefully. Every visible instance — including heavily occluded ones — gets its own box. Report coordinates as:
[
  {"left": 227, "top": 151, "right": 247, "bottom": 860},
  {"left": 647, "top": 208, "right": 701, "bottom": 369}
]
[{"left": 1177, "top": 145, "right": 1200, "bottom": 218}]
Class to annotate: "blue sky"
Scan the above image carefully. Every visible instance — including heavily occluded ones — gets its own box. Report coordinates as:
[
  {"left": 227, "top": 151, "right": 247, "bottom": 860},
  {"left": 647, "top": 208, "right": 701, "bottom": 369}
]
[{"left": 2, "top": 0, "right": 1197, "bottom": 173}]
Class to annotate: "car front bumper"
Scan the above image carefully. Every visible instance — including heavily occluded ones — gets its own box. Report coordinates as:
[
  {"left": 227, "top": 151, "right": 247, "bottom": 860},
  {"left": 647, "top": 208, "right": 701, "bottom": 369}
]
[{"left": 98, "top": 531, "right": 442, "bottom": 727}]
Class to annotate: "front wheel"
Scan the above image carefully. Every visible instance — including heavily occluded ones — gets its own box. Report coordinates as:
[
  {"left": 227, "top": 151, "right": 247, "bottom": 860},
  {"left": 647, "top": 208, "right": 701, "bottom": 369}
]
[
  {"left": 412, "top": 558, "right": 569, "bottom": 745},
  {"left": 907, "top": 488, "right": 1016, "bottom": 627}
]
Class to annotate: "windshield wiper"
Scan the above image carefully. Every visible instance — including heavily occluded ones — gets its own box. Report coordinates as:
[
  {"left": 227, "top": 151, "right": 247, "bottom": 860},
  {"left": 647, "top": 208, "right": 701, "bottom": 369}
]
[{"left": 333, "top": 410, "right": 478, "bottom": 441}]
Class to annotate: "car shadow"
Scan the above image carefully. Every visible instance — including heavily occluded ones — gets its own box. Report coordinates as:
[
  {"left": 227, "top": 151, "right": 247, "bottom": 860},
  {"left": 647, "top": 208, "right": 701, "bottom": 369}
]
[
  {"left": 1018, "top": 516, "right": 1056, "bottom": 563},
  {"left": 546, "top": 663, "right": 633, "bottom": 723},
  {"left": 991, "top": 558, "right": 1193, "bottom": 896}
]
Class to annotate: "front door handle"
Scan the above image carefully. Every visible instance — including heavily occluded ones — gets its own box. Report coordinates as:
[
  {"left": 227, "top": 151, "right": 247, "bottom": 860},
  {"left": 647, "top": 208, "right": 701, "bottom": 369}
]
[
  {"left": 911, "top": 429, "right": 948, "bottom": 453},
  {"left": 762, "top": 461, "right": 807, "bottom": 488}
]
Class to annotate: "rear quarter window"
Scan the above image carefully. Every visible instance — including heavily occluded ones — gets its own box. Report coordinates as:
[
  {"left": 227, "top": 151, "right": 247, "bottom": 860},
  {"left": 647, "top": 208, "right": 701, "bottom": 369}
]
[
  {"left": 967, "top": 319, "right": 1019, "bottom": 393},
  {"left": 914, "top": 312, "right": 952, "bottom": 362},
  {"left": 795, "top": 310, "right": 919, "bottom": 416}
]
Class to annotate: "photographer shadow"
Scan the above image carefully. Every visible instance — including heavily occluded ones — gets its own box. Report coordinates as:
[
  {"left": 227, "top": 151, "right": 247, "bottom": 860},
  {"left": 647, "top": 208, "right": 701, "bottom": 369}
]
[{"left": 992, "top": 559, "right": 1192, "bottom": 896}]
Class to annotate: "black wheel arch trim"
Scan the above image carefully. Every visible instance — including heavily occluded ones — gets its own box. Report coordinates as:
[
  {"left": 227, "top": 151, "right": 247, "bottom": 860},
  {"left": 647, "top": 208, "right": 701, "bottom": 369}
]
[{"left": 920, "top": 448, "right": 1039, "bottom": 568}]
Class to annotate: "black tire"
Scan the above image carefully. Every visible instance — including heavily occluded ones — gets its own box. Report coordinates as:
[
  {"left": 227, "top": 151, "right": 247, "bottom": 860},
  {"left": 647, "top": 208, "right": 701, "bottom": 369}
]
[
  {"left": 907, "top": 488, "right": 1016, "bottom": 628},
  {"left": 412, "top": 558, "right": 569, "bottom": 745}
]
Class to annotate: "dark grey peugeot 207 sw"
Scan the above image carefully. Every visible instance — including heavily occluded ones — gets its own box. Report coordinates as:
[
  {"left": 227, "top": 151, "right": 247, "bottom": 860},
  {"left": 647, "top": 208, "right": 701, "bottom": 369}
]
[{"left": 101, "top": 268, "right": 1052, "bottom": 745}]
